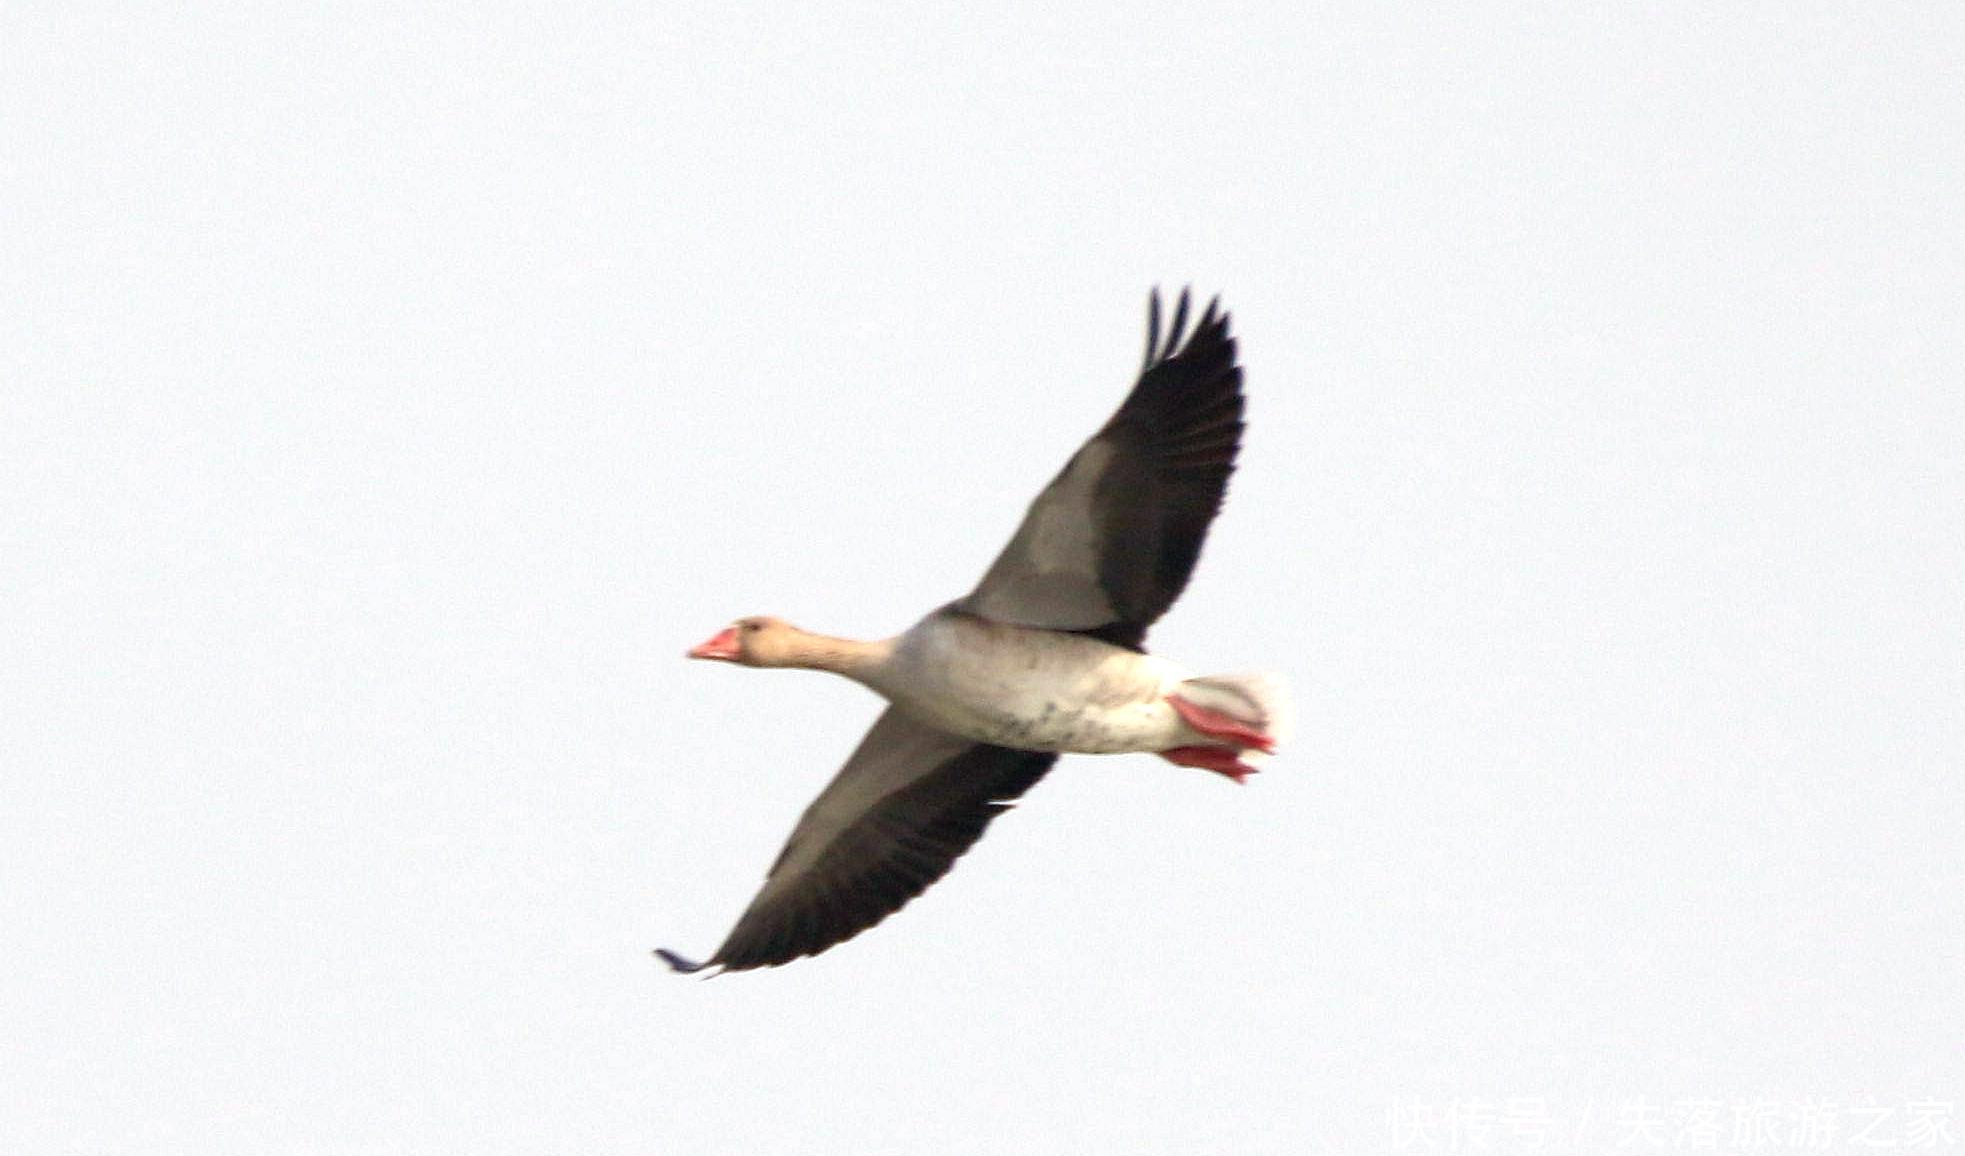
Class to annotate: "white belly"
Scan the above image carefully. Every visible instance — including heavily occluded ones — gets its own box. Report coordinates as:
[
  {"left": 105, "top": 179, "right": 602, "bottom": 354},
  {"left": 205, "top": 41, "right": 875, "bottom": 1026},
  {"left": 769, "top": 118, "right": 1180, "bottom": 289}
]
[{"left": 870, "top": 611, "right": 1189, "bottom": 754}]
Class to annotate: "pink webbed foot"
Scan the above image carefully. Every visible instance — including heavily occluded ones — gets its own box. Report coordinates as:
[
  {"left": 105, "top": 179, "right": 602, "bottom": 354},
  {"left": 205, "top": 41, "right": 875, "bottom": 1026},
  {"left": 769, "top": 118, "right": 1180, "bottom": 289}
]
[
  {"left": 1160, "top": 745, "right": 1259, "bottom": 785},
  {"left": 1166, "top": 693, "right": 1277, "bottom": 754}
]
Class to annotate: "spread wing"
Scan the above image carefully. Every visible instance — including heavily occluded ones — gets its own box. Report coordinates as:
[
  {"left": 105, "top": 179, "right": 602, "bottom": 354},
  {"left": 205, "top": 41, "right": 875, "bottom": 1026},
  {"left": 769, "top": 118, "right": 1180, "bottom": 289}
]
[
  {"left": 958, "top": 289, "right": 1245, "bottom": 650},
  {"left": 657, "top": 708, "right": 1056, "bottom": 974}
]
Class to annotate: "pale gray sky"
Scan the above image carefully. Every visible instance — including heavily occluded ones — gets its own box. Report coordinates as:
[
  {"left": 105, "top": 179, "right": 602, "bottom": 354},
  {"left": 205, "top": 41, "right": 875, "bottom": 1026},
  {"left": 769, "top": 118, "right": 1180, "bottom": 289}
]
[{"left": 4, "top": 4, "right": 1961, "bottom": 1153}]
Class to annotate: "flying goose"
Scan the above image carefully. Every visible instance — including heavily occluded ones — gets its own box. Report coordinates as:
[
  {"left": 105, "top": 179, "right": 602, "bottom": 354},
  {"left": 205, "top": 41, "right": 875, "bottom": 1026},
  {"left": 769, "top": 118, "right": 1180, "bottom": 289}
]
[{"left": 658, "top": 290, "right": 1287, "bottom": 973}]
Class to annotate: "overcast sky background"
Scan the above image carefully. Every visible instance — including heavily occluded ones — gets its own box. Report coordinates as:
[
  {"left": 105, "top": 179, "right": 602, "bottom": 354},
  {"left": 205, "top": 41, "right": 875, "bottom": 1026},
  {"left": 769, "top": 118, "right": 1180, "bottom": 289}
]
[{"left": 5, "top": 4, "right": 1961, "bottom": 1153}]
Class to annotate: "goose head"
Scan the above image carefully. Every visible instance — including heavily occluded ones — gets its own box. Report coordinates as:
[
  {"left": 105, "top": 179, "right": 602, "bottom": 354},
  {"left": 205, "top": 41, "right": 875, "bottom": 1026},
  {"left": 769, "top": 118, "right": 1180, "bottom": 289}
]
[{"left": 687, "top": 616, "right": 806, "bottom": 668}]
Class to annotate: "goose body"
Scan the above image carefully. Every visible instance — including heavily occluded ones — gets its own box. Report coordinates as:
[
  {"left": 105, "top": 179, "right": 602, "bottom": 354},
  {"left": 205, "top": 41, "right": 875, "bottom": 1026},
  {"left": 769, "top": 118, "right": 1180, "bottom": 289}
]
[
  {"left": 660, "top": 289, "right": 1290, "bottom": 974},
  {"left": 874, "top": 607, "right": 1191, "bottom": 755}
]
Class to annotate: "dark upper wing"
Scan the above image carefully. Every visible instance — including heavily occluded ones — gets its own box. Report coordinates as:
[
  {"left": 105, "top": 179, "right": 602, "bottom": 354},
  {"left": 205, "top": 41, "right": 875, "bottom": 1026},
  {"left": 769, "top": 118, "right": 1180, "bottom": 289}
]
[
  {"left": 657, "top": 707, "right": 1056, "bottom": 973},
  {"left": 957, "top": 289, "right": 1245, "bottom": 650}
]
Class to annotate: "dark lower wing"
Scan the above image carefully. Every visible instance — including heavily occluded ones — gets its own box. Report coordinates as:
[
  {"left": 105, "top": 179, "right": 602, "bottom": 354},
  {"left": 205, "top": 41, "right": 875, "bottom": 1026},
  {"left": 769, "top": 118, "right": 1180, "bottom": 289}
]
[{"left": 658, "top": 708, "right": 1057, "bottom": 973}]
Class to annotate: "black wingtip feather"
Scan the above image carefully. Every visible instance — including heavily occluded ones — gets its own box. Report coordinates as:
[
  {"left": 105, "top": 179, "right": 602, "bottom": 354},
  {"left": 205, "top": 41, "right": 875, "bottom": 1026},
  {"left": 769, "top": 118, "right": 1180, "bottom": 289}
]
[
  {"left": 1142, "top": 285, "right": 1229, "bottom": 369},
  {"left": 1163, "top": 288, "right": 1192, "bottom": 361},
  {"left": 655, "top": 948, "right": 709, "bottom": 974}
]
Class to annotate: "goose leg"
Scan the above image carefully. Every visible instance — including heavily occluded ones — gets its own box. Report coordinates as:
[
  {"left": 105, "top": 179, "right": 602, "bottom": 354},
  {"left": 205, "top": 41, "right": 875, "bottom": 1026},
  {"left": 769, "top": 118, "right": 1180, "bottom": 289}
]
[
  {"left": 1159, "top": 745, "right": 1258, "bottom": 784},
  {"left": 1166, "top": 693, "right": 1277, "bottom": 753}
]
